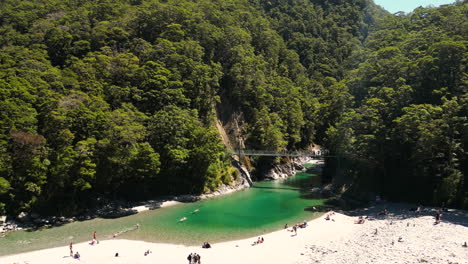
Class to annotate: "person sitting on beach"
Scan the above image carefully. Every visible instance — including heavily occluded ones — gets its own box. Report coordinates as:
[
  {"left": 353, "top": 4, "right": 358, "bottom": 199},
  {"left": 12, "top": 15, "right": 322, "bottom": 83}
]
[
  {"left": 202, "top": 242, "right": 211, "bottom": 248},
  {"left": 325, "top": 214, "right": 331, "bottom": 220},
  {"left": 252, "top": 237, "right": 260, "bottom": 245},
  {"left": 74, "top": 252, "right": 80, "bottom": 259},
  {"left": 355, "top": 216, "right": 366, "bottom": 224},
  {"left": 378, "top": 209, "right": 389, "bottom": 216}
]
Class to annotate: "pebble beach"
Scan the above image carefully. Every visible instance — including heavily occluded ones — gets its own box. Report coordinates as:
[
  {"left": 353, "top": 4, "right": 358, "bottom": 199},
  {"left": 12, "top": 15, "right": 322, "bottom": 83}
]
[{"left": 1, "top": 203, "right": 467, "bottom": 264}]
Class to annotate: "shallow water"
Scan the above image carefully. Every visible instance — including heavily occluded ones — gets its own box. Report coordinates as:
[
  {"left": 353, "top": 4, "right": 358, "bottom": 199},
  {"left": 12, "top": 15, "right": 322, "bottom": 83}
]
[{"left": 0, "top": 168, "right": 324, "bottom": 256}]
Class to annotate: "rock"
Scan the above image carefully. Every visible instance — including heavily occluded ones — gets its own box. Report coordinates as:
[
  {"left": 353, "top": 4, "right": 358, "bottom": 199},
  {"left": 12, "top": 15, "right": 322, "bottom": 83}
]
[
  {"left": 30, "top": 213, "right": 40, "bottom": 219},
  {"left": 0, "top": 215, "right": 6, "bottom": 224},
  {"left": 17, "top": 212, "right": 31, "bottom": 223}
]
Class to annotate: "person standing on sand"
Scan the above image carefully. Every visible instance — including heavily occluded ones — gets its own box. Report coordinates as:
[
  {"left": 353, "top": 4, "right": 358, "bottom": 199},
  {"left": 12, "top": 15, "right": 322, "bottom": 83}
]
[
  {"left": 93, "top": 231, "right": 97, "bottom": 240},
  {"left": 69, "top": 242, "right": 73, "bottom": 256},
  {"left": 435, "top": 211, "right": 442, "bottom": 224}
]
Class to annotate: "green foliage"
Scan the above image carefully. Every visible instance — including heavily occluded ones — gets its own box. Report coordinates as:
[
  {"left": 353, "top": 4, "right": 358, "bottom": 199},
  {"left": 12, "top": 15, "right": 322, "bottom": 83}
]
[
  {"left": 325, "top": 2, "right": 467, "bottom": 208},
  {"left": 0, "top": 0, "right": 464, "bottom": 215}
]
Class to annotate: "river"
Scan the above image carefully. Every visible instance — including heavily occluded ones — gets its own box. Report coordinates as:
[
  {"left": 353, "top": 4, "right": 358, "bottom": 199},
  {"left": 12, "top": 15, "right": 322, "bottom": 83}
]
[{"left": 0, "top": 164, "right": 324, "bottom": 256}]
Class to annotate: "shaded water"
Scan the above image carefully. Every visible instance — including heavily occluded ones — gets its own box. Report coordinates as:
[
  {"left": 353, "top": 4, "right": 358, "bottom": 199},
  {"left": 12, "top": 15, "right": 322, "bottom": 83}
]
[{"left": 0, "top": 168, "right": 324, "bottom": 256}]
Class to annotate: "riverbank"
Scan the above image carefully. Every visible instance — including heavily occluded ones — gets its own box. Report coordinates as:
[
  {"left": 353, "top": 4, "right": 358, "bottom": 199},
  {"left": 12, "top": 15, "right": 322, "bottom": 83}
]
[
  {"left": 116, "top": 157, "right": 323, "bottom": 214},
  {"left": 2, "top": 203, "right": 466, "bottom": 264},
  {"left": 1, "top": 157, "right": 320, "bottom": 234}
]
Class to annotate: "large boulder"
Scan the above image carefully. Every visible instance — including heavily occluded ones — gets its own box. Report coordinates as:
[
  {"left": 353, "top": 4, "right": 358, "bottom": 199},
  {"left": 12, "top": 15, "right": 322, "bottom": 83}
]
[{"left": 17, "top": 212, "right": 31, "bottom": 223}]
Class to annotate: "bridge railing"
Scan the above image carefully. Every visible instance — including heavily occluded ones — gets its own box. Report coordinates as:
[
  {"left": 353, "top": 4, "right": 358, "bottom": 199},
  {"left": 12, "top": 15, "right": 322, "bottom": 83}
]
[{"left": 228, "top": 150, "right": 331, "bottom": 157}]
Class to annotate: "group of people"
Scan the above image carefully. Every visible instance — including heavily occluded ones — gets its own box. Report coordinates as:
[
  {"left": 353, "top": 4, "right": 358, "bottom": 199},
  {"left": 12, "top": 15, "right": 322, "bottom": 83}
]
[
  {"left": 252, "top": 237, "right": 264, "bottom": 245},
  {"left": 286, "top": 220, "right": 308, "bottom": 235},
  {"left": 187, "top": 252, "right": 201, "bottom": 264},
  {"left": 324, "top": 211, "right": 335, "bottom": 221},
  {"left": 201, "top": 242, "right": 211, "bottom": 248},
  {"left": 69, "top": 244, "right": 80, "bottom": 260},
  {"left": 68, "top": 231, "right": 99, "bottom": 258}
]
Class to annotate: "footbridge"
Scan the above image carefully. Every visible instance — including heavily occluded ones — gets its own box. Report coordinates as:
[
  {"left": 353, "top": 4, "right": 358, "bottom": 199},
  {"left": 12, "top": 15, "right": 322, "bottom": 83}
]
[{"left": 229, "top": 150, "right": 333, "bottom": 158}]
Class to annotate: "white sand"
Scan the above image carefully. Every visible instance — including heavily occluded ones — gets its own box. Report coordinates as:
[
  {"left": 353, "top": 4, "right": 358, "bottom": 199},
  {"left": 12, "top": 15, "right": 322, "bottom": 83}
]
[
  {"left": 1, "top": 208, "right": 467, "bottom": 264},
  {"left": 132, "top": 200, "right": 182, "bottom": 213}
]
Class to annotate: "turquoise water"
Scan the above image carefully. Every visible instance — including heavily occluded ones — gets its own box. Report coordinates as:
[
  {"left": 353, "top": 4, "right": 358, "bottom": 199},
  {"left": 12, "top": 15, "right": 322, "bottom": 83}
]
[{"left": 0, "top": 169, "right": 323, "bottom": 256}]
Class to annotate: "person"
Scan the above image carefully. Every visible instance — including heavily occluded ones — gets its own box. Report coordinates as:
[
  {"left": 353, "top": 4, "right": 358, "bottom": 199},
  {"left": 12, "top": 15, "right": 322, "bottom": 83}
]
[
  {"left": 284, "top": 223, "right": 288, "bottom": 229},
  {"left": 378, "top": 209, "right": 389, "bottom": 216},
  {"left": 293, "top": 225, "right": 297, "bottom": 235},
  {"left": 74, "top": 252, "right": 80, "bottom": 259},
  {"left": 136, "top": 223, "right": 140, "bottom": 229},
  {"left": 93, "top": 231, "right": 97, "bottom": 240},
  {"left": 462, "top": 242, "right": 467, "bottom": 248},
  {"left": 187, "top": 253, "right": 193, "bottom": 264},
  {"left": 115, "top": 252, "right": 119, "bottom": 257},
  {"left": 202, "top": 242, "right": 211, "bottom": 248},
  {"left": 69, "top": 242, "right": 73, "bottom": 257},
  {"left": 416, "top": 206, "right": 422, "bottom": 216},
  {"left": 435, "top": 211, "right": 441, "bottom": 224},
  {"left": 355, "top": 216, "right": 365, "bottom": 224},
  {"left": 195, "top": 253, "right": 201, "bottom": 264}
]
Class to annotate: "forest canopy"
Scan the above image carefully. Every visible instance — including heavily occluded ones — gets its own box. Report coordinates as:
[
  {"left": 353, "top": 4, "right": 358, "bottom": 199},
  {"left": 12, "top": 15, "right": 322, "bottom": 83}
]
[{"left": 0, "top": 0, "right": 466, "bottom": 215}]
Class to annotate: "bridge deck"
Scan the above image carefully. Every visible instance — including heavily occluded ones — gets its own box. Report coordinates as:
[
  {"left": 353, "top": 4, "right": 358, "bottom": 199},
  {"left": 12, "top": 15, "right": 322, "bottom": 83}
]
[{"left": 229, "top": 150, "right": 331, "bottom": 157}]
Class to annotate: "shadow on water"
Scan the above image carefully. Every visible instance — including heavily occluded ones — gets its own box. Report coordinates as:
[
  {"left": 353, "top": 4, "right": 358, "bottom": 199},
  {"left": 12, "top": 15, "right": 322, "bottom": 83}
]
[
  {"left": 251, "top": 185, "right": 301, "bottom": 191},
  {"left": 282, "top": 173, "right": 320, "bottom": 189}
]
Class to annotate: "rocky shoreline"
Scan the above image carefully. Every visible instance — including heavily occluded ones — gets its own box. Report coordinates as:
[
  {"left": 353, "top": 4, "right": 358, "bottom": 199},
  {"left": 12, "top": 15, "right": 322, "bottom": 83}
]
[{"left": 0, "top": 157, "right": 319, "bottom": 236}]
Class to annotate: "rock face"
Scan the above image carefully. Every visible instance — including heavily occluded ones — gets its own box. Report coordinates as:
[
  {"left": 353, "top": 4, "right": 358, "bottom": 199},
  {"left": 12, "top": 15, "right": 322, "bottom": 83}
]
[
  {"left": 264, "top": 157, "right": 313, "bottom": 180},
  {"left": 232, "top": 159, "right": 253, "bottom": 186}
]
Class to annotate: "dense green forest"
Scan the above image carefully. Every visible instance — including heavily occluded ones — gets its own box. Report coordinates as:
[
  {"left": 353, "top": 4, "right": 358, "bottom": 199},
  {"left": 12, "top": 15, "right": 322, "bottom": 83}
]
[
  {"left": 324, "top": 1, "right": 467, "bottom": 208},
  {"left": 0, "top": 0, "right": 466, "bottom": 216}
]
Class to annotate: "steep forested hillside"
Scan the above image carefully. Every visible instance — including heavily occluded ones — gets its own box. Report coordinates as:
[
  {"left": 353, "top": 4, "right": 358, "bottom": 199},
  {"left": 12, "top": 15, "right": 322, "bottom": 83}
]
[
  {"left": 0, "top": 0, "right": 377, "bottom": 215},
  {"left": 0, "top": 0, "right": 465, "bottom": 216},
  {"left": 325, "top": 1, "right": 467, "bottom": 208}
]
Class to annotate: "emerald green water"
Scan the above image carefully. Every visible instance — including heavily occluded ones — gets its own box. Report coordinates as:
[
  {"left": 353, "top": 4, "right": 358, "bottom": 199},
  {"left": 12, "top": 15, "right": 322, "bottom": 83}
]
[{"left": 0, "top": 169, "right": 323, "bottom": 256}]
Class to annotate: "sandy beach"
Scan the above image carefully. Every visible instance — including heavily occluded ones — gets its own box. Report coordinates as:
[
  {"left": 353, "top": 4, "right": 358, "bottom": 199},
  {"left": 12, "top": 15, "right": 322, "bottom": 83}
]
[{"left": 1, "top": 203, "right": 467, "bottom": 264}]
